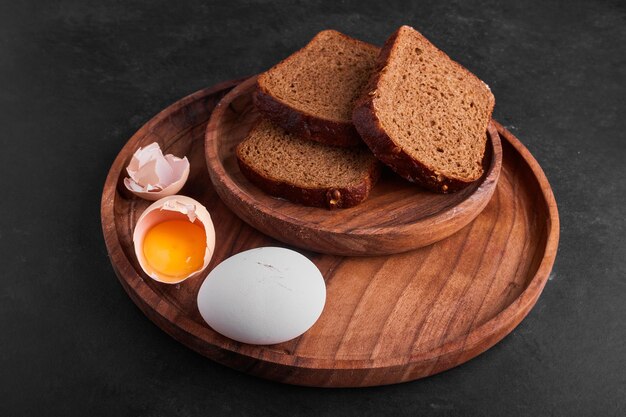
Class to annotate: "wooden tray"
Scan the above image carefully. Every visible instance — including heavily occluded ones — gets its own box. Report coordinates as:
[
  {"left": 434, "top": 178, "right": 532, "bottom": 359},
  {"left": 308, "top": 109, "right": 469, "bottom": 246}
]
[
  {"left": 205, "top": 76, "right": 502, "bottom": 256},
  {"left": 101, "top": 79, "right": 559, "bottom": 387}
]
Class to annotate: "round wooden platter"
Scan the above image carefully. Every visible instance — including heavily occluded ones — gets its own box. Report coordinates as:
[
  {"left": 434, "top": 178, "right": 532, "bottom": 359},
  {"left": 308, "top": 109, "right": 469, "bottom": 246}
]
[
  {"left": 101, "top": 79, "right": 559, "bottom": 387},
  {"left": 205, "top": 76, "right": 503, "bottom": 256}
]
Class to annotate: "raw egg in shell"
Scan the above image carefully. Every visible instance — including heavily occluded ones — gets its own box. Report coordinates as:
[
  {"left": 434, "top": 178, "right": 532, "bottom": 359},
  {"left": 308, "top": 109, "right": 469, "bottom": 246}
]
[{"left": 133, "top": 195, "right": 215, "bottom": 284}]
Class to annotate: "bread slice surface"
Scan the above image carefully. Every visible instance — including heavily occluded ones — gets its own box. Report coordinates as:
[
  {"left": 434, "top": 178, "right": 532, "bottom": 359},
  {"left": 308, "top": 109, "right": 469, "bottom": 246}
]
[
  {"left": 236, "top": 119, "right": 380, "bottom": 209},
  {"left": 256, "top": 30, "right": 380, "bottom": 147},
  {"left": 353, "top": 25, "right": 495, "bottom": 192}
]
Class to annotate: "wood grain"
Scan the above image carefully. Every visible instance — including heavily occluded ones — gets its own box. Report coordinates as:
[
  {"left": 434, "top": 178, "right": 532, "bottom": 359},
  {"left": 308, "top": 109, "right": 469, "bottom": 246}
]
[
  {"left": 205, "top": 76, "right": 503, "bottom": 256},
  {"left": 101, "top": 80, "right": 559, "bottom": 387}
]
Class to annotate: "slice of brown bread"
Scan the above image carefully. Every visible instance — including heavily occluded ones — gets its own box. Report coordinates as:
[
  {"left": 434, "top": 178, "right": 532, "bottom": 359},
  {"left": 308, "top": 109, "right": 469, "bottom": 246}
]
[
  {"left": 353, "top": 25, "right": 495, "bottom": 193},
  {"left": 236, "top": 118, "right": 381, "bottom": 209},
  {"left": 255, "top": 30, "right": 380, "bottom": 147}
]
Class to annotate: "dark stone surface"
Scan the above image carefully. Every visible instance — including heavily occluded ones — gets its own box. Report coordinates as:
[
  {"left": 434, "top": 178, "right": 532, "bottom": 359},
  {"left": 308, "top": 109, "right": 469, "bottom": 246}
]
[{"left": 1, "top": 0, "right": 624, "bottom": 415}]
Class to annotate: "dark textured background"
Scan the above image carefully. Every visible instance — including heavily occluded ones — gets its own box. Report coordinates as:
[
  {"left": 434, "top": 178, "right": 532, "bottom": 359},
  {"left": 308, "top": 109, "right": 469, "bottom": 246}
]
[{"left": 1, "top": 0, "right": 625, "bottom": 415}]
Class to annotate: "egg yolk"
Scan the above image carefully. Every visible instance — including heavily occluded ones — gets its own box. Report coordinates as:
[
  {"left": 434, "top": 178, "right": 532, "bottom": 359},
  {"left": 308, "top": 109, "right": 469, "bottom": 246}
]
[{"left": 142, "top": 219, "right": 206, "bottom": 282}]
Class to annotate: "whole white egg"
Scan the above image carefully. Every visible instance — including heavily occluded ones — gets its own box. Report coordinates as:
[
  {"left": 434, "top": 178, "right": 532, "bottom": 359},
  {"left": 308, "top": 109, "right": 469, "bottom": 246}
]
[{"left": 197, "top": 247, "right": 326, "bottom": 345}]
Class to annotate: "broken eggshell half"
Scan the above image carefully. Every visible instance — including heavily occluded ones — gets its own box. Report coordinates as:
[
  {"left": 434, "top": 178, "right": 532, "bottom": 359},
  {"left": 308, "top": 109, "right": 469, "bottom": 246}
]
[
  {"left": 124, "top": 142, "right": 190, "bottom": 201},
  {"left": 133, "top": 195, "right": 216, "bottom": 284}
]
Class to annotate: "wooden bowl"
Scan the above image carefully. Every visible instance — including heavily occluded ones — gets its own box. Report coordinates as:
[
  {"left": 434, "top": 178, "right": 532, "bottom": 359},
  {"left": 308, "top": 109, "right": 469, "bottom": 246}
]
[
  {"left": 205, "top": 76, "right": 502, "bottom": 256},
  {"left": 101, "top": 79, "right": 559, "bottom": 387}
]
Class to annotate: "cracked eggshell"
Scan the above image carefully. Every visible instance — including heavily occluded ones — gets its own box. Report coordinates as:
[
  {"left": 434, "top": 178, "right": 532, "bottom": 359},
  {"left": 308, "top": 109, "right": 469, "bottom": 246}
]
[
  {"left": 124, "top": 142, "right": 190, "bottom": 201},
  {"left": 133, "top": 195, "right": 216, "bottom": 284},
  {"left": 197, "top": 247, "right": 326, "bottom": 345}
]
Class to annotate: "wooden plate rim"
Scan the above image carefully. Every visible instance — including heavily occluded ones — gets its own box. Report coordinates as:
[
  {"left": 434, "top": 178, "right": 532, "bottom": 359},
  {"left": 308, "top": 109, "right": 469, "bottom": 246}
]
[{"left": 101, "top": 80, "right": 559, "bottom": 372}]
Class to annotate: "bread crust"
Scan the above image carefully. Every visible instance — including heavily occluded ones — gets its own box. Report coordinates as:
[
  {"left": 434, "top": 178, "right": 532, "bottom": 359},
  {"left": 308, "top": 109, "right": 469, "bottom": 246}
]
[
  {"left": 254, "top": 86, "right": 363, "bottom": 147},
  {"left": 352, "top": 26, "right": 495, "bottom": 193},
  {"left": 255, "top": 30, "right": 380, "bottom": 148},
  {"left": 236, "top": 144, "right": 381, "bottom": 209}
]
